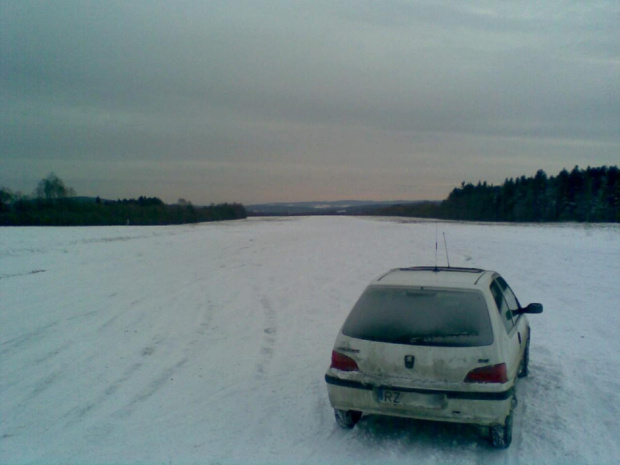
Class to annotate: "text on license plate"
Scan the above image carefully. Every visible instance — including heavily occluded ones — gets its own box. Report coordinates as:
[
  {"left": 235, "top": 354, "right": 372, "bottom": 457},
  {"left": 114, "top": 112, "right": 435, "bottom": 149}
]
[
  {"left": 377, "top": 388, "right": 446, "bottom": 408},
  {"left": 378, "top": 389, "right": 403, "bottom": 404}
]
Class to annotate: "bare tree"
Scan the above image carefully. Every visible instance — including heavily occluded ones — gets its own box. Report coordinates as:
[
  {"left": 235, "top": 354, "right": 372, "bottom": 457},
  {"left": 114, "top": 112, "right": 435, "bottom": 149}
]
[{"left": 34, "top": 173, "right": 76, "bottom": 201}]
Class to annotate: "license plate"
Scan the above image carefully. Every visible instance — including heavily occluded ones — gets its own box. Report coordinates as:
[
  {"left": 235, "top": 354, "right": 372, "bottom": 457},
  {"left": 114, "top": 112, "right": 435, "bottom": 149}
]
[
  {"left": 377, "top": 388, "right": 446, "bottom": 408},
  {"left": 378, "top": 389, "right": 403, "bottom": 405}
]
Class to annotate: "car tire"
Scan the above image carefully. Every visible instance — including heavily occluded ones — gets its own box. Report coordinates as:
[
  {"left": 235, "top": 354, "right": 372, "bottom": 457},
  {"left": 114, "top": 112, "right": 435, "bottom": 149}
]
[
  {"left": 489, "top": 407, "right": 514, "bottom": 449},
  {"left": 518, "top": 334, "right": 530, "bottom": 378},
  {"left": 334, "top": 409, "right": 362, "bottom": 428}
]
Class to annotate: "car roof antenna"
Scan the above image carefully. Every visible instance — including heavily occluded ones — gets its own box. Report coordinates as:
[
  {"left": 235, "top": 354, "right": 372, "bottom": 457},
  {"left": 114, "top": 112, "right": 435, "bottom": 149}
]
[
  {"left": 434, "top": 223, "right": 439, "bottom": 272},
  {"left": 443, "top": 232, "right": 451, "bottom": 268}
]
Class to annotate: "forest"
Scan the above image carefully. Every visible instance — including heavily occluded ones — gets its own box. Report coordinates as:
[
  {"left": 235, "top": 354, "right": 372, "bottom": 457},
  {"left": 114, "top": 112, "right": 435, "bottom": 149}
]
[
  {"left": 0, "top": 174, "right": 246, "bottom": 226},
  {"left": 375, "top": 166, "right": 619, "bottom": 223}
]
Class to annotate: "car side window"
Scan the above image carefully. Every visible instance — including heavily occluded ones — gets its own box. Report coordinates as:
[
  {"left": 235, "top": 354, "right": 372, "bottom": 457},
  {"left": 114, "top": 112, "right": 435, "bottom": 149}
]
[
  {"left": 497, "top": 277, "right": 521, "bottom": 314},
  {"left": 490, "top": 280, "right": 515, "bottom": 333}
]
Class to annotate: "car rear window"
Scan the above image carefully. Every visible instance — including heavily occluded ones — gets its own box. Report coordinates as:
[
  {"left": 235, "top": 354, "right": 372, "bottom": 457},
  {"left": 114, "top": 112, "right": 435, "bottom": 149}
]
[{"left": 342, "top": 287, "right": 493, "bottom": 347}]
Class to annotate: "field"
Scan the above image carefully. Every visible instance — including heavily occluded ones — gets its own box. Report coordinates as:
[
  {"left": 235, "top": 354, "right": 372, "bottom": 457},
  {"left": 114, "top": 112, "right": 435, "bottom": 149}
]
[{"left": 1, "top": 216, "right": 619, "bottom": 464}]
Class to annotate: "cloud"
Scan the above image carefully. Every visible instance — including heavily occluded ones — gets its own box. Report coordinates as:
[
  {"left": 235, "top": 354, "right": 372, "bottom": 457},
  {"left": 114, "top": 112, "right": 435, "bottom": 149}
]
[{"left": 1, "top": 1, "right": 618, "bottom": 203}]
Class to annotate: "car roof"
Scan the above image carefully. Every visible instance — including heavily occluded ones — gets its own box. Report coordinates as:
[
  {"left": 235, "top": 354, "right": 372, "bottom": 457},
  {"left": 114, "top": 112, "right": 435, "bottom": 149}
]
[{"left": 372, "top": 266, "right": 497, "bottom": 289}]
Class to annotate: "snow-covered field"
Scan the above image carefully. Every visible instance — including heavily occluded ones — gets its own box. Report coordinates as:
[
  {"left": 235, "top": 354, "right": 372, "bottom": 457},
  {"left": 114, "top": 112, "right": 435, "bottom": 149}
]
[{"left": 1, "top": 216, "right": 619, "bottom": 465}]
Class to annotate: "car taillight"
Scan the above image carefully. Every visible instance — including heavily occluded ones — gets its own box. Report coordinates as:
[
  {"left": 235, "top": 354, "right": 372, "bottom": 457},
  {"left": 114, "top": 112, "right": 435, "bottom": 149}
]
[
  {"left": 464, "top": 363, "right": 508, "bottom": 383},
  {"left": 331, "top": 351, "right": 359, "bottom": 372}
]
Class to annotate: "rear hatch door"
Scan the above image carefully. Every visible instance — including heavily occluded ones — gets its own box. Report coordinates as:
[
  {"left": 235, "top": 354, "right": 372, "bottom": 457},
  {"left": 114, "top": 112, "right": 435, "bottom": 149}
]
[{"left": 338, "top": 286, "right": 498, "bottom": 387}]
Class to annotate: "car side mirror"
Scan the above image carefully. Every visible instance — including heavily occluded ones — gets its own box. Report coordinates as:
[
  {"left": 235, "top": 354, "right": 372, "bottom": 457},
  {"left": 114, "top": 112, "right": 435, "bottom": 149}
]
[{"left": 523, "top": 303, "right": 543, "bottom": 314}]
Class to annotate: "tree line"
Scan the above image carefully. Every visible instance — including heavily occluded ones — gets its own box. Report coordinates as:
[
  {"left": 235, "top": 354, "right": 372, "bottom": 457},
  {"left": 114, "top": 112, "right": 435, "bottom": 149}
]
[
  {"left": 3, "top": 167, "right": 617, "bottom": 225},
  {"left": 0, "top": 173, "right": 247, "bottom": 226},
  {"left": 374, "top": 166, "right": 619, "bottom": 222}
]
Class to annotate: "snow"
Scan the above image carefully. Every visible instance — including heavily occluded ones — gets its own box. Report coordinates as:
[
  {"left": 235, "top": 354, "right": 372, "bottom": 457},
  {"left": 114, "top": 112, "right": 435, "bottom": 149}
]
[{"left": 1, "top": 216, "right": 619, "bottom": 465}]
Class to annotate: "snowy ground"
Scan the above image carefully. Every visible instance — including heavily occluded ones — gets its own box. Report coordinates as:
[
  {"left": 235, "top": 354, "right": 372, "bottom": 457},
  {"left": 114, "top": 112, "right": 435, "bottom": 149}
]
[{"left": 1, "top": 216, "right": 619, "bottom": 465}]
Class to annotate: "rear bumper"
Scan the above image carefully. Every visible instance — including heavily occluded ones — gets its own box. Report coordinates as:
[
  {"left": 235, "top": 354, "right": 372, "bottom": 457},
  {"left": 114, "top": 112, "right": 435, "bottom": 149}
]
[{"left": 325, "top": 374, "right": 513, "bottom": 426}]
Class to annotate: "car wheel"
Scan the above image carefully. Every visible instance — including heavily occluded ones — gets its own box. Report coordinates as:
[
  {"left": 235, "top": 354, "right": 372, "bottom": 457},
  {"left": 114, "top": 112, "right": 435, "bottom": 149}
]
[
  {"left": 518, "top": 335, "right": 530, "bottom": 378},
  {"left": 334, "top": 409, "right": 362, "bottom": 428},
  {"left": 489, "top": 407, "right": 514, "bottom": 448}
]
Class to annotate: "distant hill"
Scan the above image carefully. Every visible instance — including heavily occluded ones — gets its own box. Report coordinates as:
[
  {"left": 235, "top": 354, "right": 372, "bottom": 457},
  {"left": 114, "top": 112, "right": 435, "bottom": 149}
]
[{"left": 247, "top": 200, "right": 438, "bottom": 216}]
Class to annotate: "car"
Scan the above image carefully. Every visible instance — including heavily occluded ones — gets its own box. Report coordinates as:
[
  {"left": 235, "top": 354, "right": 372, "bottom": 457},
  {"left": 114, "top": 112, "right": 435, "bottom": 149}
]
[{"left": 325, "top": 266, "right": 543, "bottom": 448}]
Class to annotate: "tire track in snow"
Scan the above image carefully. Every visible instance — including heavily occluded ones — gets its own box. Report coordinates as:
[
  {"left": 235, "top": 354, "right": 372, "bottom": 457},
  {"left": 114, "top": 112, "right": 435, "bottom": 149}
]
[
  {"left": 61, "top": 360, "right": 145, "bottom": 427},
  {"left": 61, "top": 334, "right": 175, "bottom": 428},
  {"left": 31, "top": 341, "right": 72, "bottom": 366},
  {"left": 195, "top": 299, "right": 216, "bottom": 337},
  {"left": 0, "top": 269, "right": 46, "bottom": 280},
  {"left": 256, "top": 296, "right": 277, "bottom": 378},
  {"left": 114, "top": 357, "right": 188, "bottom": 419},
  {"left": 0, "top": 322, "right": 60, "bottom": 357},
  {"left": 22, "top": 372, "right": 62, "bottom": 403},
  {"left": 515, "top": 347, "right": 574, "bottom": 461}
]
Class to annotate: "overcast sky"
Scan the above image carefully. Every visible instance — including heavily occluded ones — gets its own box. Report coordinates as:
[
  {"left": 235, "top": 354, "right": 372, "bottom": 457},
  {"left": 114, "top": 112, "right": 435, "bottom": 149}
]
[{"left": 2, "top": 1, "right": 618, "bottom": 204}]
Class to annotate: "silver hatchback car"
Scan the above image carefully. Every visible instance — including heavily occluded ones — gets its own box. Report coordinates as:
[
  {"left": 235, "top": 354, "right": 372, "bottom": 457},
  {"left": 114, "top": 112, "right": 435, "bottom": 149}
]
[{"left": 325, "top": 266, "right": 543, "bottom": 448}]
